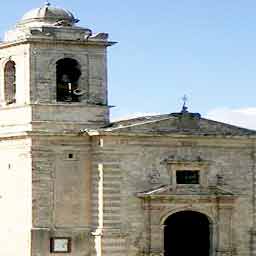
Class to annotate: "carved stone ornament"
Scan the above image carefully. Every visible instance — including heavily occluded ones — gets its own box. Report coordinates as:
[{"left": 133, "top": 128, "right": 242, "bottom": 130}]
[
  {"left": 215, "top": 250, "right": 233, "bottom": 256},
  {"left": 161, "top": 155, "right": 206, "bottom": 165},
  {"left": 54, "top": 20, "right": 73, "bottom": 27},
  {"left": 148, "top": 166, "right": 161, "bottom": 184},
  {"left": 149, "top": 252, "right": 163, "bottom": 256}
]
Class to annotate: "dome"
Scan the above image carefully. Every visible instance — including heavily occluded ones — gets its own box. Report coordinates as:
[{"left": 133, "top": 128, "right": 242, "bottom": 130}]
[{"left": 19, "top": 2, "right": 79, "bottom": 26}]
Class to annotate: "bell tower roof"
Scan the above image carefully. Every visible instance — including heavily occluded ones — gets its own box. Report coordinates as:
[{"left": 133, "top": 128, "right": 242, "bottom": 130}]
[
  {"left": 18, "top": 2, "right": 79, "bottom": 27},
  {"left": 3, "top": 2, "right": 117, "bottom": 44}
]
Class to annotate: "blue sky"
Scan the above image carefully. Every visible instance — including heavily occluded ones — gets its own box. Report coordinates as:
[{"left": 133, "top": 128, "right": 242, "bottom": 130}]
[{"left": 1, "top": 1, "right": 256, "bottom": 128}]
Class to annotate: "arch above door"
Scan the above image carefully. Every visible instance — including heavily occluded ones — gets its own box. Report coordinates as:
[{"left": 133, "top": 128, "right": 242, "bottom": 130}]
[{"left": 137, "top": 185, "right": 236, "bottom": 256}]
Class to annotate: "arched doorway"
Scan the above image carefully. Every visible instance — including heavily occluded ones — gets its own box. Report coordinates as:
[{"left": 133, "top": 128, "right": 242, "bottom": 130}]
[{"left": 164, "top": 211, "right": 210, "bottom": 256}]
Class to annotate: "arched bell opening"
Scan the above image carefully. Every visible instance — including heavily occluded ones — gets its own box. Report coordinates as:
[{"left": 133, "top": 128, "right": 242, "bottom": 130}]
[
  {"left": 4, "top": 60, "right": 16, "bottom": 105},
  {"left": 164, "top": 210, "right": 211, "bottom": 256},
  {"left": 56, "top": 58, "right": 82, "bottom": 102}
]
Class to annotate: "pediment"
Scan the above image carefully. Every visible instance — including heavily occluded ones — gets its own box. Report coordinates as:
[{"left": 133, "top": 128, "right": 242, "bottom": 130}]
[
  {"left": 103, "top": 113, "right": 256, "bottom": 136},
  {"left": 137, "top": 184, "right": 235, "bottom": 198}
]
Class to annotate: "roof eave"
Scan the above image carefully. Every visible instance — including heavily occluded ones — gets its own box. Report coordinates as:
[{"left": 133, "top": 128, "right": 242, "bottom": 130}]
[{"left": 80, "top": 129, "right": 256, "bottom": 139}]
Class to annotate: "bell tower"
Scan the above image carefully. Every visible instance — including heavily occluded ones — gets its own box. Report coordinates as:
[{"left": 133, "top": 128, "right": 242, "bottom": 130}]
[
  {"left": 0, "top": 3, "right": 115, "bottom": 256},
  {"left": 0, "top": 1, "right": 114, "bottom": 134}
]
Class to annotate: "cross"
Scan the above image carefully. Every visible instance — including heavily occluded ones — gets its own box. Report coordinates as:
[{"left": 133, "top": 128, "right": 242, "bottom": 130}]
[
  {"left": 45, "top": 1, "right": 51, "bottom": 7},
  {"left": 181, "top": 94, "right": 188, "bottom": 113},
  {"left": 182, "top": 95, "right": 188, "bottom": 106}
]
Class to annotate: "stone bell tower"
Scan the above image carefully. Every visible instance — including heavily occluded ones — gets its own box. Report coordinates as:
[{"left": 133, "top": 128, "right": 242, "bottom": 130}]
[
  {"left": 0, "top": 1, "right": 114, "bottom": 134},
  {"left": 0, "top": 2, "right": 114, "bottom": 255}
]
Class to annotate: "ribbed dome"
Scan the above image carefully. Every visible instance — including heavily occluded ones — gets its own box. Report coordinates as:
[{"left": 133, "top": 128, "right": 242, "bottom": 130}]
[{"left": 19, "top": 2, "right": 79, "bottom": 26}]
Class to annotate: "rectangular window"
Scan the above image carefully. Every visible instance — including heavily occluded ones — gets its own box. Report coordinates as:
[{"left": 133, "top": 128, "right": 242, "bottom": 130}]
[{"left": 176, "top": 170, "right": 200, "bottom": 184}]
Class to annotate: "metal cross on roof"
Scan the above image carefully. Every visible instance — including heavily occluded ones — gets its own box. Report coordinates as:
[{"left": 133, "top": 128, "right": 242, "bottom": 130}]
[
  {"left": 181, "top": 94, "right": 189, "bottom": 113},
  {"left": 45, "top": 1, "right": 51, "bottom": 6}
]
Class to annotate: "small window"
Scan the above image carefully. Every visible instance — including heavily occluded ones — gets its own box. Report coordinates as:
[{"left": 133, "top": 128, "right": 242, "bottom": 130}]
[
  {"left": 64, "top": 152, "right": 77, "bottom": 161},
  {"left": 176, "top": 170, "right": 200, "bottom": 184}
]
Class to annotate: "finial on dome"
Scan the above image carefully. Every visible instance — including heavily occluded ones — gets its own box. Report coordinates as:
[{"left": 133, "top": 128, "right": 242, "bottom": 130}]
[{"left": 45, "top": 1, "right": 51, "bottom": 7}]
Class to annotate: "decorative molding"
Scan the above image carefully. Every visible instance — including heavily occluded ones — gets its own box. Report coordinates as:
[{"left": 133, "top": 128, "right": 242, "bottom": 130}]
[
  {"left": 148, "top": 165, "right": 161, "bottom": 184},
  {"left": 161, "top": 155, "right": 210, "bottom": 165},
  {"left": 215, "top": 249, "right": 234, "bottom": 256},
  {"left": 149, "top": 253, "right": 163, "bottom": 256}
]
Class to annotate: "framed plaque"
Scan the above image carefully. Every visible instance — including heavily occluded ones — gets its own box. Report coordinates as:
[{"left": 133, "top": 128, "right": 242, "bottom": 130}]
[{"left": 50, "top": 237, "right": 71, "bottom": 253}]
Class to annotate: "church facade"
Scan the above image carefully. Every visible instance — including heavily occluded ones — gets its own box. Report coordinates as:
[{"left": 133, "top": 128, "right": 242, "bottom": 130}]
[{"left": 0, "top": 3, "right": 256, "bottom": 256}]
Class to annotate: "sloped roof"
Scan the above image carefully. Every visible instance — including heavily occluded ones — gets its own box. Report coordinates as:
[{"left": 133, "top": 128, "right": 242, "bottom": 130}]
[{"left": 96, "top": 112, "right": 256, "bottom": 137}]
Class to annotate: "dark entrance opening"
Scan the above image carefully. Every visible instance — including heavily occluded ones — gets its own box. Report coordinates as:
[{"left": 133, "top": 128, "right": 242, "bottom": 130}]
[{"left": 164, "top": 211, "right": 210, "bottom": 256}]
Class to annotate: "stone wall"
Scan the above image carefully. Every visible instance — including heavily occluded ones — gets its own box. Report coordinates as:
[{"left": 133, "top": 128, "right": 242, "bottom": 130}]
[
  {"left": 31, "top": 135, "right": 92, "bottom": 256},
  {"left": 0, "top": 44, "right": 30, "bottom": 106},
  {"left": 0, "top": 138, "right": 32, "bottom": 256},
  {"left": 91, "top": 135, "right": 255, "bottom": 256},
  {"left": 29, "top": 42, "right": 108, "bottom": 106}
]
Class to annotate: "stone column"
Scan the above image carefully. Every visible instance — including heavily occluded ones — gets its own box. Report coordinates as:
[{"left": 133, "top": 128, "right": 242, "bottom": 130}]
[
  {"left": 216, "top": 205, "right": 233, "bottom": 256},
  {"left": 251, "top": 229, "right": 256, "bottom": 256},
  {"left": 149, "top": 223, "right": 164, "bottom": 256},
  {"left": 147, "top": 202, "right": 166, "bottom": 256},
  {"left": 31, "top": 228, "right": 50, "bottom": 256}
]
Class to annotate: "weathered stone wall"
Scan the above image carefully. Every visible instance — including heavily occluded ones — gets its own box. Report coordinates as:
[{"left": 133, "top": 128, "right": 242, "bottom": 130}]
[
  {"left": 0, "top": 105, "right": 32, "bottom": 134},
  {"left": 1, "top": 6, "right": 254, "bottom": 256},
  {"left": 0, "top": 44, "right": 30, "bottom": 105},
  {"left": 31, "top": 135, "right": 92, "bottom": 256},
  {"left": 0, "top": 43, "right": 109, "bottom": 137},
  {"left": 29, "top": 42, "right": 108, "bottom": 105},
  {"left": 0, "top": 5, "right": 114, "bottom": 256},
  {"left": 91, "top": 135, "right": 255, "bottom": 256},
  {"left": 0, "top": 40, "right": 110, "bottom": 135},
  {"left": 0, "top": 138, "right": 32, "bottom": 256},
  {"left": 31, "top": 103, "right": 109, "bottom": 131}
]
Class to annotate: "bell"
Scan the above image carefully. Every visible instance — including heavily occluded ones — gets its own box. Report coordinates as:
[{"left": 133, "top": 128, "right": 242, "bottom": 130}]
[{"left": 61, "top": 74, "right": 71, "bottom": 83}]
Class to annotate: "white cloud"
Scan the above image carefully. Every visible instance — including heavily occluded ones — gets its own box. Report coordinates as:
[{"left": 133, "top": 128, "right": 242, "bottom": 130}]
[{"left": 206, "top": 107, "right": 256, "bottom": 130}]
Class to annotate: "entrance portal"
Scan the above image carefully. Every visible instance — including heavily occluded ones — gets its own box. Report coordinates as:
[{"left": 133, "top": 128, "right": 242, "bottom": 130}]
[{"left": 164, "top": 211, "right": 210, "bottom": 256}]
